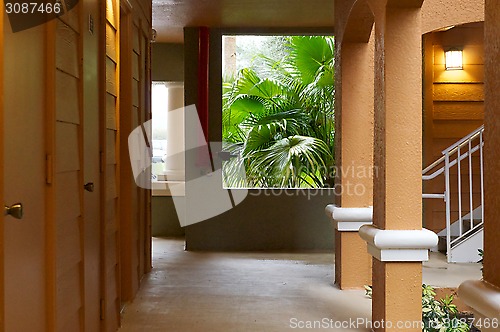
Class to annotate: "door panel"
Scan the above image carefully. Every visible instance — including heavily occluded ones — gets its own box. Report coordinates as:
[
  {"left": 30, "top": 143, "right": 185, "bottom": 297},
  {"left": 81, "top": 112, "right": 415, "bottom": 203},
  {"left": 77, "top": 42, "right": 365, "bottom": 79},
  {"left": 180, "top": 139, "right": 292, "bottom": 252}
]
[
  {"left": 118, "top": 4, "right": 151, "bottom": 303},
  {"left": 82, "top": 2, "right": 101, "bottom": 330},
  {"left": 102, "top": 0, "right": 121, "bottom": 330},
  {"left": 0, "top": 8, "right": 4, "bottom": 331},
  {"left": 3, "top": 13, "right": 47, "bottom": 332},
  {"left": 138, "top": 22, "right": 152, "bottom": 276},
  {"left": 47, "top": 10, "right": 85, "bottom": 330}
]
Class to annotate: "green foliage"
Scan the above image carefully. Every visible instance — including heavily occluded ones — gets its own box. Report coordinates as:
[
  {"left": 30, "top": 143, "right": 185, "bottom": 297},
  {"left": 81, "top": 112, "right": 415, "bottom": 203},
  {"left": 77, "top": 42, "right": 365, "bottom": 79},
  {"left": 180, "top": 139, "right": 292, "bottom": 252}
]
[
  {"left": 222, "top": 36, "right": 335, "bottom": 188},
  {"left": 422, "top": 284, "right": 469, "bottom": 332},
  {"left": 235, "top": 36, "right": 289, "bottom": 76},
  {"left": 364, "top": 284, "right": 470, "bottom": 332}
]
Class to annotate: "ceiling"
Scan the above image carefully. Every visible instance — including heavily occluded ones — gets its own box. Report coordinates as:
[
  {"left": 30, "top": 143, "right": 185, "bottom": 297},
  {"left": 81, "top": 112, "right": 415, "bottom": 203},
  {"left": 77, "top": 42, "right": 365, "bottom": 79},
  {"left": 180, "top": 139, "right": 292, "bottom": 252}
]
[{"left": 152, "top": 0, "right": 335, "bottom": 43}]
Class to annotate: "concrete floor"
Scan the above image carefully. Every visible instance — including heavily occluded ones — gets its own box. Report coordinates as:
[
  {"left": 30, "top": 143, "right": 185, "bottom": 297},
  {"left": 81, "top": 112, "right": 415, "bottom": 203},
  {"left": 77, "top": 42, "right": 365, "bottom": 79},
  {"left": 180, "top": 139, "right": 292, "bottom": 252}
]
[
  {"left": 423, "top": 251, "right": 482, "bottom": 288},
  {"left": 119, "top": 238, "right": 482, "bottom": 332}
]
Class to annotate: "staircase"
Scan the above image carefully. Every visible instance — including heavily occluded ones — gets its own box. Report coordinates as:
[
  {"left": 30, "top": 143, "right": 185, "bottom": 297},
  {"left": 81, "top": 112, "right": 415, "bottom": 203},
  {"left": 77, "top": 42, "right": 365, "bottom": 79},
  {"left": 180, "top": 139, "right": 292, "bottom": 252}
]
[{"left": 422, "top": 126, "right": 484, "bottom": 263}]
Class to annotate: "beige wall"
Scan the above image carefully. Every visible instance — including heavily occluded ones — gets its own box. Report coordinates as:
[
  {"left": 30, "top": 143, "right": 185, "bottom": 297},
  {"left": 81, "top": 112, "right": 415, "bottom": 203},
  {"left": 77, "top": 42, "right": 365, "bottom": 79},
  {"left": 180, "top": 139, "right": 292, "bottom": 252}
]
[
  {"left": 152, "top": 197, "right": 185, "bottom": 237},
  {"left": 152, "top": 43, "right": 184, "bottom": 82}
]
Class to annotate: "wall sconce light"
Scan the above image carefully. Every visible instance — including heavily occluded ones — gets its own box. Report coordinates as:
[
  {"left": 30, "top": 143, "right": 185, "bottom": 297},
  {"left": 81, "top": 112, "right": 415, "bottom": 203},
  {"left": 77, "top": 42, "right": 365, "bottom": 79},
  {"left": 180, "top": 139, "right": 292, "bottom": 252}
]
[{"left": 445, "top": 49, "right": 463, "bottom": 70}]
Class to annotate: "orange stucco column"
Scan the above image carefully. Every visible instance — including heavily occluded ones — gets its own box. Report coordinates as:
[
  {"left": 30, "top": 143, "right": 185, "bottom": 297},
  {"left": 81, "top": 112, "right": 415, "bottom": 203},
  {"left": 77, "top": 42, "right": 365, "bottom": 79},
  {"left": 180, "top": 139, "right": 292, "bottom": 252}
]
[
  {"left": 458, "top": 1, "right": 500, "bottom": 330},
  {"left": 331, "top": 37, "right": 375, "bottom": 290},
  {"left": 368, "top": 2, "right": 425, "bottom": 331},
  {"left": 482, "top": 0, "right": 500, "bottom": 294}
]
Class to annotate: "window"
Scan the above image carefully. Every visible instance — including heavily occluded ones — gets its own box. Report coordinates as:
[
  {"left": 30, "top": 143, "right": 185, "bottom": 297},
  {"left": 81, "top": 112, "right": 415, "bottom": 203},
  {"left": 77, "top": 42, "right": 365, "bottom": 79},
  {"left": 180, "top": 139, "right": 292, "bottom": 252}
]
[
  {"left": 222, "top": 35, "right": 336, "bottom": 189},
  {"left": 151, "top": 82, "right": 169, "bottom": 180}
]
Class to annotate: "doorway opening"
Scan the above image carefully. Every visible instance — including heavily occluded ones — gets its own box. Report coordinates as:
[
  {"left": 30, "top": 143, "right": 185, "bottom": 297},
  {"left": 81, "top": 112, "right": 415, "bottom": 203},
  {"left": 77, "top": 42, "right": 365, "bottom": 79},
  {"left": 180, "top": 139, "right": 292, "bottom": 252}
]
[{"left": 150, "top": 81, "right": 186, "bottom": 238}]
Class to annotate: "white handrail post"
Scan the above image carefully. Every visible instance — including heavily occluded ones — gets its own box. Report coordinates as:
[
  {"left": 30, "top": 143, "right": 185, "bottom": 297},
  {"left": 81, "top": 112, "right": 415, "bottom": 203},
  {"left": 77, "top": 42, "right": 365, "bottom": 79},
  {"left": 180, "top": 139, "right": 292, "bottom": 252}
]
[
  {"left": 468, "top": 139, "right": 474, "bottom": 231},
  {"left": 422, "top": 125, "right": 485, "bottom": 263},
  {"left": 458, "top": 146, "right": 463, "bottom": 237},
  {"left": 480, "top": 131, "right": 484, "bottom": 223},
  {"left": 444, "top": 152, "right": 452, "bottom": 263}
]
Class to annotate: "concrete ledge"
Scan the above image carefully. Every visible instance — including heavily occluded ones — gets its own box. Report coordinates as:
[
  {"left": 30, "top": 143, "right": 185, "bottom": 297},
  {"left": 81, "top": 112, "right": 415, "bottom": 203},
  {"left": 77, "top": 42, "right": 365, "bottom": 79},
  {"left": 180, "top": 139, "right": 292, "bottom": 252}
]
[
  {"left": 359, "top": 225, "right": 438, "bottom": 262},
  {"left": 325, "top": 204, "right": 373, "bottom": 231},
  {"left": 458, "top": 280, "right": 500, "bottom": 320}
]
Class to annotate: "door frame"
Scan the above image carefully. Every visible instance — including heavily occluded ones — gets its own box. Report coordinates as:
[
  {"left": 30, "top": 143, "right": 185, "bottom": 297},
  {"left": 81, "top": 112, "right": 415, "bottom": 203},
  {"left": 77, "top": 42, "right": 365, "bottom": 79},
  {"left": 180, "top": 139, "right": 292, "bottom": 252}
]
[{"left": 118, "top": 0, "right": 134, "bottom": 303}]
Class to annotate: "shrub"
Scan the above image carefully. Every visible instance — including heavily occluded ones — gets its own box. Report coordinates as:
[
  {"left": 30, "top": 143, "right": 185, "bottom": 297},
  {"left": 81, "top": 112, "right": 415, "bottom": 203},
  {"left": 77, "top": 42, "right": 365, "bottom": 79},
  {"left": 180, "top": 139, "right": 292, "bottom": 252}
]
[{"left": 364, "top": 284, "right": 470, "bottom": 332}]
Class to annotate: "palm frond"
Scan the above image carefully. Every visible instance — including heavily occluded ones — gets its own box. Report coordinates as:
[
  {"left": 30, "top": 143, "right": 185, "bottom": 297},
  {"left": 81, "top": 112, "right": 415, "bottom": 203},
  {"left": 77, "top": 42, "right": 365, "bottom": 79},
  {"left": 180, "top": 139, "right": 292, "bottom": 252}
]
[{"left": 249, "top": 136, "right": 333, "bottom": 187}]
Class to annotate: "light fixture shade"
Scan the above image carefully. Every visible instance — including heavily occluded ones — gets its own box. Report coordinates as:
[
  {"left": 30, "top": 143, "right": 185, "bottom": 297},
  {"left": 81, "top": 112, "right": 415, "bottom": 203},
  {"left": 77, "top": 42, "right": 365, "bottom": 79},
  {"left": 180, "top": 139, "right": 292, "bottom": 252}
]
[{"left": 445, "top": 49, "right": 463, "bottom": 70}]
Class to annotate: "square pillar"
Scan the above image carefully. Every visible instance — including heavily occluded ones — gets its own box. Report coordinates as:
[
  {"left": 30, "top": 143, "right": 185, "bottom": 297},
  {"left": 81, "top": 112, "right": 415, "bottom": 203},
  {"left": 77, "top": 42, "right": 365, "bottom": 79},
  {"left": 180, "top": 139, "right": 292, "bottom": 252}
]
[
  {"left": 363, "top": 1, "right": 430, "bottom": 331},
  {"left": 482, "top": 0, "right": 500, "bottom": 291},
  {"left": 458, "top": 1, "right": 500, "bottom": 329},
  {"left": 328, "top": 34, "right": 375, "bottom": 290},
  {"left": 327, "top": 206, "right": 373, "bottom": 289}
]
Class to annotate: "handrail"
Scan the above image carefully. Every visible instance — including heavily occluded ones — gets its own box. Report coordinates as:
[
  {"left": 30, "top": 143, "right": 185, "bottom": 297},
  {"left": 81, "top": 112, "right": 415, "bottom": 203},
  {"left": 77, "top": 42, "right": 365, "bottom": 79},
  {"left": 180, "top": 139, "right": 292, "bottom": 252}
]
[
  {"left": 422, "top": 155, "right": 446, "bottom": 175},
  {"left": 422, "top": 125, "right": 484, "bottom": 263},
  {"left": 422, "top": 144, "right": 481, "bottom": 181},
  {"left": 422, "top": 125, "right": 484, "bottom": 176},
  {"left": 450, "top": 222, "right": 484, "bottom": 246},
  {"left": 442, "top": 125, "right": 484, "bottom": 155}
]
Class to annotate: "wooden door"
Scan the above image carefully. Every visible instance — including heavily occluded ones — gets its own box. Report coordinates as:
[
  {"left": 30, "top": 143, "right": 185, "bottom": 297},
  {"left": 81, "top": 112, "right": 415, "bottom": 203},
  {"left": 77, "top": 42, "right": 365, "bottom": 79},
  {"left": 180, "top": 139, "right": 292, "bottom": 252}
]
[
  {"left": 0, "top": 8, "right": 4, "bottom": 331},
  {"left": 102, "top": 0, "right": 121, "bottom": 330},
  {"left": 132, "top": 19, "right": 152, "bottom": 280},
  {"left": 119, "top": 6, "right": 152, "bottom": 303},
  {"left": 45, "top": 7, "right": 86, "bottom": 331},
  {"left": 82, "top": 1, "right": 102, "bottom": 331},
  {"left": 2, "top": 10, "right": 48, "bottom": 332}
]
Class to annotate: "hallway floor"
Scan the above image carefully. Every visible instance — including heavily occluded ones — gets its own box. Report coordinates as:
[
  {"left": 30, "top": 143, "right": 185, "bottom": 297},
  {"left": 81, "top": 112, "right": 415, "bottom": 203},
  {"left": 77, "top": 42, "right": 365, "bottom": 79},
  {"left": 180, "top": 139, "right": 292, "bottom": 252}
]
[{"left": 118, "top": 238, "right": 481, "bottom": 332}]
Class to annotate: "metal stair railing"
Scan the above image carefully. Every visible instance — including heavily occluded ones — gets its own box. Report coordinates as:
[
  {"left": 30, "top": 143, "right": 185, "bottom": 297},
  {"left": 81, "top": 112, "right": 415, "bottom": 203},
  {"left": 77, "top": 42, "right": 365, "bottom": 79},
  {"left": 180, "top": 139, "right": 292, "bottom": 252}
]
[{"left": 422, "top": 125, "right": 484, "bottom": 262}]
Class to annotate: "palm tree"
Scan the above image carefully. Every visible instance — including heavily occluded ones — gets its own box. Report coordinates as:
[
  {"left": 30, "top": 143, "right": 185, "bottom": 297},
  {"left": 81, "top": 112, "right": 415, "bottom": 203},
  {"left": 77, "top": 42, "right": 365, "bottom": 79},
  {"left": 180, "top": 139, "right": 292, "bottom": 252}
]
[{"left": 222, "top": 36, "right": 335, "bottom": 188}]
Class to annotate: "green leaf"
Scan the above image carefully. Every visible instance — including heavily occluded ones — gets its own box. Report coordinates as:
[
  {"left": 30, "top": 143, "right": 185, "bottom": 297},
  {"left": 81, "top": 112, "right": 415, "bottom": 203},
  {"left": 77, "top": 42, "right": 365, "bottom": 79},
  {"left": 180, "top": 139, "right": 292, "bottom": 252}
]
[
  {"left": 286, "top": 36, "right": 335, "bottom": 87},
  {"left": 249, "top": 136, "right": 332, "bottom": 188}
]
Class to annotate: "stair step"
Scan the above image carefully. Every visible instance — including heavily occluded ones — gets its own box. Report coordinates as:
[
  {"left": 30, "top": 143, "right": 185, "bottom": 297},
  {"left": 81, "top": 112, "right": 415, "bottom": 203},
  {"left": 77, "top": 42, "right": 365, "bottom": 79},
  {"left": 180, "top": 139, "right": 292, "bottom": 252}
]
[{"left": 451, "top": 226, "right": 482, "bottom": 247}]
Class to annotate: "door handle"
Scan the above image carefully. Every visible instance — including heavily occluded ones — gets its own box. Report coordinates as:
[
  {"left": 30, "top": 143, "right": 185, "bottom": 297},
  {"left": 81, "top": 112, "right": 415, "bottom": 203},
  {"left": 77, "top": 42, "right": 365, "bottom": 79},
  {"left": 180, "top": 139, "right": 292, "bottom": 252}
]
[
  {"left": 84, "top": 182, "right": 95, "bottom": 192},
  {"left": 4, "top": 203, "right": 23, "bottom": 219}
]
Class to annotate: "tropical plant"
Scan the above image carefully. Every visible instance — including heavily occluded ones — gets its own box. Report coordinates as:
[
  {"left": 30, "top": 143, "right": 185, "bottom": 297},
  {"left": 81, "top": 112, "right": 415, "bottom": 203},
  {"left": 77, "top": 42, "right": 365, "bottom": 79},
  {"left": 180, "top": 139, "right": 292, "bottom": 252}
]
[
  {"left": 365, "top": 284, "right": 470, "bottom": 332},
  {"left": 222, "top": 36, "right": 335, "bottom": 188},
  {"left": 422, "top": 284, "right": 470, "bottom": 332}
]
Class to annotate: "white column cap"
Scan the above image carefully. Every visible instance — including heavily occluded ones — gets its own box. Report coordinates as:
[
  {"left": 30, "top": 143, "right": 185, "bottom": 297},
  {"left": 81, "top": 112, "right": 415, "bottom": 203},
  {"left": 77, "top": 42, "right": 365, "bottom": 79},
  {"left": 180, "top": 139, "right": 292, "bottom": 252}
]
[
  {"left": 359, "top": 225, "right": 438, "bottom": 262},
  {"left": 325, "top": 204, "right": 373, "bottom": 231}
]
